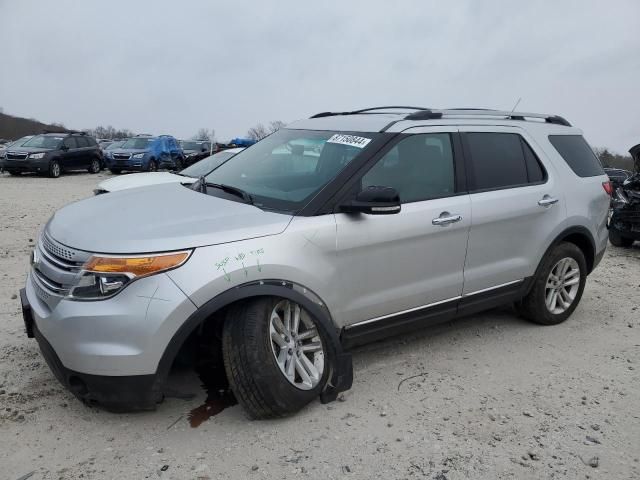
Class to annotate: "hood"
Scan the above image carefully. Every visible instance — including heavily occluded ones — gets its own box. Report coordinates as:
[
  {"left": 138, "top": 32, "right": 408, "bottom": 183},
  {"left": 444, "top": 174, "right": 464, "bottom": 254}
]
[
  {"left": 47, "top": 183, "right": 292, "bottom": 253},
  {"left": 8, "top": 146, "right": 53, "bottom": 153},
  {"left": 111, "top": 148, "right": 148, "bottom": 155},
  {"left": 97, "top": 172, "right": 193, "bottom": 192}
]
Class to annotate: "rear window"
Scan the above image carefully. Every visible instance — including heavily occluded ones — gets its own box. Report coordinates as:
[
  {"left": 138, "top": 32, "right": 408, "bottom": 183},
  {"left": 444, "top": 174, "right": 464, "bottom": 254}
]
[
  {"left": 465, "top": 132, "right": 546, "bottom": 191},
  {"left": 548, "top": 135, "right": 604, "bottom": 177}
]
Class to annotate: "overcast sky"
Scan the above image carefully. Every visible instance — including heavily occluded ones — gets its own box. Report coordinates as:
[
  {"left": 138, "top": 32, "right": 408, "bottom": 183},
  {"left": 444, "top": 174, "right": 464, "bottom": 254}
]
[{"left": 1, "top": 0, "right": 638, "bottom": 152}]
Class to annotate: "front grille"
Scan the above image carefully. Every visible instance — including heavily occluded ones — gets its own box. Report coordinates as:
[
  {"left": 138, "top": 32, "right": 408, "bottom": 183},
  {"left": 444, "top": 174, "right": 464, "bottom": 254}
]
[
  {"left": 32, "top": 233, "right": 89, "bottom": 302},
  {"left": 7, "top": 152, "right": 28, "bottom": 160},
  {"left": 113, "top": 153, "right": 131, "bottom": 160},
  {"left": 42, "top": 234, "right": 76, "bottom": 261}
]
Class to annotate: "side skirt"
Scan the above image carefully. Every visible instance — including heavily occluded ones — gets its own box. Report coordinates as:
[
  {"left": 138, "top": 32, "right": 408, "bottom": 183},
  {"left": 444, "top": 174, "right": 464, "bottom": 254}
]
[{"left": 340, "top": 277, "right": 533, "bottom": 349}]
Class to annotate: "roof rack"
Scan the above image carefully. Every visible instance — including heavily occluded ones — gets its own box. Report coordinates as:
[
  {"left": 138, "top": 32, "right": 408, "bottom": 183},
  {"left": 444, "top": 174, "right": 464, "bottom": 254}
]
[
  {"left": 429, "top": 109, "right": 572, "bottom": 126},
  {"left": 310, "top": 106, "right": 433, "bottom": 119}
]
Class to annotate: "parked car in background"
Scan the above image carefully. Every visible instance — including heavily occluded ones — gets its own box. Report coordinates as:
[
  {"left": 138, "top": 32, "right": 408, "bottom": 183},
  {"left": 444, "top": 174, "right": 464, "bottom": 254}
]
[
  {"left": 3, "top": 132, "right": 102, "bottom": 178},
  {"left": 94, "top": 147, "right": 244, "bottom": 194},
  {"left": 180, "top": 140, "right": 212, "bottom": 167},
  {"left": 604, "top": 167, "right": 632, "bottom": 189},
  {"left": 105, "top": 135, "right": 184, "bottom": 174},
  {"left": 1, "top": 135, "right": 34, "bottom": 170},
  {"left": 21, "top": 107, "right": 609, "bottom": 418}
]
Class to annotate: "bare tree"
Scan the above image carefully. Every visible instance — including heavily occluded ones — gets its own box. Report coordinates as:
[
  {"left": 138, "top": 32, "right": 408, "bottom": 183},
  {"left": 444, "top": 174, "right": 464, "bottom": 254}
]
[
  {"left": 268, "top": 120, "right": 286, "bottom": 133},
  {"left": 247, "top": 123, "right": 269, "bottom": 141},
  {"left": 192, "top": 128, "right": 214, "bottom": 141}
]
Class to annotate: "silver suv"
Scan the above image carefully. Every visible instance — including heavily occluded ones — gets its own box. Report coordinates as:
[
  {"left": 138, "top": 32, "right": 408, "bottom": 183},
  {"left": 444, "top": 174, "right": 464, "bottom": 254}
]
[{"left": 20, "top": 107, "right": 611, "bottom": 418}]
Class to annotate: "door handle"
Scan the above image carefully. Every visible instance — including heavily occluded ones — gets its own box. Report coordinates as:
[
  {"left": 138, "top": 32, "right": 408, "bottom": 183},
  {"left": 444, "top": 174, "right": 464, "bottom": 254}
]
[
  {"left": 432, "top": 213, "right": 463, "bottom": 226},
  {"left": 538, "top": 195, "right": 559, "bottom": 207}
]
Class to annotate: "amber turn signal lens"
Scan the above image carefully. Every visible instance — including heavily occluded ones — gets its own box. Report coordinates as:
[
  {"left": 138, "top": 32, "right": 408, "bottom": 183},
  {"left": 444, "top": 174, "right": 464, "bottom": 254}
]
[{"left": 84, "top": 251, "right": 190, "bottom": 277}]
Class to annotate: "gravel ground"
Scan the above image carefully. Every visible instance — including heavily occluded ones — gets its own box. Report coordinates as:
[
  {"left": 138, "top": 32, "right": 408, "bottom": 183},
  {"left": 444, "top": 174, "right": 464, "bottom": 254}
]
[{"left": 0, "top": 172, "right": 639, "bottom": 480}]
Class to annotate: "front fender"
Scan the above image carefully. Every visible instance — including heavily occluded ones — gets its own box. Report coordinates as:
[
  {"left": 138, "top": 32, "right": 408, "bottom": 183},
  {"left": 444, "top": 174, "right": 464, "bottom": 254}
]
[{"left": 156, "top": 279, "right": 353, "bottom": 403}]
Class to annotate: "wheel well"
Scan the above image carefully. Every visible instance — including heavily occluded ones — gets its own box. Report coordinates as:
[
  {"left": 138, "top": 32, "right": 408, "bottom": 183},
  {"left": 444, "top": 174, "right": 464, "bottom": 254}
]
[{"left": 558, "top": 232, "right": 595, "bottom": 273}]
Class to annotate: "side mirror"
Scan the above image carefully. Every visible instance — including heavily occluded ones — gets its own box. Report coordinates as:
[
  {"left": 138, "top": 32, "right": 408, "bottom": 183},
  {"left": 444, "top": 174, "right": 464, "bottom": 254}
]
[{"left": 341, "top": 186, "right": 401, "bottom": 215}]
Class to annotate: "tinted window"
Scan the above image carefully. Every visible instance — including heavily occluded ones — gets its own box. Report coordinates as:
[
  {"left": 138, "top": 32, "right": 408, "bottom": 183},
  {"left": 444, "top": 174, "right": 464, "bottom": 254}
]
[
  {"left": 75, "top": 137, "right": 89, "bottom": 148},
  {"left": 63, "top": 137, "right": 78, "bottom": 149},
  {"left": 522, "top": 139, "right": 545, "bottom": 183},
  {"left": 86, "top": 137, "right": 97, "bottom": 146},
  {"left": 466, "top": 133, "right": 530, "bottom": 191},
  {"left": 548, "top": 135, "right": 604, "bottom": 177},
  {"left": 362, "top": 133, "right": 455, "bottom": 203}
]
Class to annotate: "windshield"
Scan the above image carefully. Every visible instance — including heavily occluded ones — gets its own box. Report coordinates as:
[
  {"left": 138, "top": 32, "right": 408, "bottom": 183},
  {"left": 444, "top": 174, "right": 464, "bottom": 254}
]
[
  {"left": 23, "top": 135, "right": 64, "bottom": 149},
  {"left": 181, "top": 141, "right": 207, "bottom": 151},
  {"left": 181, "top": 150, "right": 239, "bottom": 177},
  {"left": 122, "top": 137, "right": 154, "bottom": 149},
  {"left": 106, "top": 141, "right": 125, "bottom": 150},
  {"left": 204, "top": 129, "right": 378, "bottom": 212}
]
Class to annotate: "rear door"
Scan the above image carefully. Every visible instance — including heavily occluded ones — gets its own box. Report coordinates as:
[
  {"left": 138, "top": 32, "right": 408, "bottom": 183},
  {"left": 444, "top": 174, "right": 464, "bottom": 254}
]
[
  {"left": 334, "top": 127, "right": 471, "bottom": 328},
  {"left": 74, "top": 136, "right": 91, "bottom": 167},
  {"left": 458, "top": 126, "right": 565, "bottom": 296},
  {"left": 60, "top": 137, "right": 79, "bottom": 169}
]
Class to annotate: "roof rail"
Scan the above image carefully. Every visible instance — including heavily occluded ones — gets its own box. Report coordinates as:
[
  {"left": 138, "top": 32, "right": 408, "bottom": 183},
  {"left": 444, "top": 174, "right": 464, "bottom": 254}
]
[
  {"left": 425, "top": 109, "right": 572, "bottom": 126},
  {"left": 309, "top": 107, "right": 572, "bottom": 127},
  {"left": 310, "top": 106, "right": 433, "bottom": 119}
]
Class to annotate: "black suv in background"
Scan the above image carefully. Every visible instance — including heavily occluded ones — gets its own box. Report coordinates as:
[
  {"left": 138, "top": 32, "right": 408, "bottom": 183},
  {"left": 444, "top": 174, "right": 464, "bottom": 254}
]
[
  {"left": 4, "top": 132, "right": 103, "bottom": 178},
  {"left": 179, "top": 140, "right": 211, "bottom": 167}
]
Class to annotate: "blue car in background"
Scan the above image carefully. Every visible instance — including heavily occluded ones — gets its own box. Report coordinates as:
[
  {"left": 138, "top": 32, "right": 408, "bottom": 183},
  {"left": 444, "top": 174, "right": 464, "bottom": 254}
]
[{"left": 105, "top": 135, "right": 184, "bottom": 174}]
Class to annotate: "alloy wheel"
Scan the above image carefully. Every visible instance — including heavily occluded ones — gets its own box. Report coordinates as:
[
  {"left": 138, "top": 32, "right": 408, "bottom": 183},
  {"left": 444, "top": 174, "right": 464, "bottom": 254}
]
[
  {"left": 269, "top": 299, "right": 324, "bottom": 390},
  {"left": 52, "top": 162, "right": 60, "bottom": 177},
  {"left": 545, "top": 257, "right": 580, "bottom": 314}
]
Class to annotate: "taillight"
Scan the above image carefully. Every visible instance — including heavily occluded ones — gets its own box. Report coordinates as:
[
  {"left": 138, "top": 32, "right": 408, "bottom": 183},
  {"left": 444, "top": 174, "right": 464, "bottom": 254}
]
[{"left": 602, "top": 181, "right": 613, "bottom": 196}]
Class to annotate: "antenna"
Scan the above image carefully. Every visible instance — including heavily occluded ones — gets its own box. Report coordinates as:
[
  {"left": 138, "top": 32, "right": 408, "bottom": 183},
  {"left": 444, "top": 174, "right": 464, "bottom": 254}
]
[{"left": 509, "top": 97, "right": 522, "bottom": 115}]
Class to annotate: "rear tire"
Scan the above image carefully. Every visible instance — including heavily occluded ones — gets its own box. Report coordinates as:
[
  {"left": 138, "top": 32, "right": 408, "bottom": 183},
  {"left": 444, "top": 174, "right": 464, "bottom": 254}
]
[
  {"left": 48, "top": 160, "right": 61, "bottom": 178},
  {"left": 609, "top": 229, "right": 634, "bottom": 248},
  {"left": 88, "top": 158, "right": 101, "bottom": 174},
  {"left": 222, "top": 297, "right": 329, "bottom": 419},
  {"left": 517, "top": 242, "right": 587, "bottom": 325}
]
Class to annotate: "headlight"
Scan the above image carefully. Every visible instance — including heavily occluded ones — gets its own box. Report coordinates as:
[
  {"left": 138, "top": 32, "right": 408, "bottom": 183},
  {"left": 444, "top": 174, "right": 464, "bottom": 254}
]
[
  {"left": 29, "top": 153, "right": 45, "bottom": 159},
  {"left": 68, "top": 250, "right": 191, "bottom": 300},
  {"left": 133, "top": 153, "right": 146, "bottom": 159}
]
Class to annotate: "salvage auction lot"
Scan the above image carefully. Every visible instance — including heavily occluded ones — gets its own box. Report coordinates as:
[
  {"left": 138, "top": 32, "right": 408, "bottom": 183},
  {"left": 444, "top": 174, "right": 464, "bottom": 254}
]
[{"left": 0, "top": 173, "right": 638, "bottom": 479}]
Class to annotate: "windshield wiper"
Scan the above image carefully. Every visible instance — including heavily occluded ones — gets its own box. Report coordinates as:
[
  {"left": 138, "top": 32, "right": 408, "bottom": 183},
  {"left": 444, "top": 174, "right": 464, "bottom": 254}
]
[{"left": 197, "top": 178, "right": 254, "bottom": 204}]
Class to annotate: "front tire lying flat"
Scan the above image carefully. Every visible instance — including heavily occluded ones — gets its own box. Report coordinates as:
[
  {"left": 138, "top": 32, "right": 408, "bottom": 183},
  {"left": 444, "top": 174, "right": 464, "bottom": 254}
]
[
  {"left": 222, "top": 297, "right": 329, "bottom": 419},
  {"left": 517, "top": 242, "right": 587, "bottom": 325}
]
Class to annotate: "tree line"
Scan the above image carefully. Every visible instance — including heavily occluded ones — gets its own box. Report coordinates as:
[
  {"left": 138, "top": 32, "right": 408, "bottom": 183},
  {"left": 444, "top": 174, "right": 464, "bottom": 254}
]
[{"left": 83, "top": 120, "right": 287, "bottom": 143}]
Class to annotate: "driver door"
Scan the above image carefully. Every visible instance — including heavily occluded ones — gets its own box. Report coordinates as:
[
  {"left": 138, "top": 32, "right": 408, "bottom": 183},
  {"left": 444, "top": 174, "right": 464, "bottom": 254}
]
[{"left": 333, "top": 127, "right": 470, "bottom": 330}]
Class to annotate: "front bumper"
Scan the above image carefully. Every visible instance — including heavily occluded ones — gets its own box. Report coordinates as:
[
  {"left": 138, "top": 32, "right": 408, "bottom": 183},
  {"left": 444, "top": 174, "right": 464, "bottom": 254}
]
[
  {"left": 3, "top": 158, "right": 49, "bottom": 173},
  {"left": 107, "top": 159, "right": 144, "bottom": 171},
  {"left": 22, "top": 270, "right": 197, "bottom": 410}
]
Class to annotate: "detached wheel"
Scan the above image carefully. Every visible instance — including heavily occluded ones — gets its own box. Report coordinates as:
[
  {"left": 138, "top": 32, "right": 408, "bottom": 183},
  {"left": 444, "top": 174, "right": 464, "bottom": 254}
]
[
  {"left": 88, "top": 158, "right": 101, "bottom": 174},
  {"left": 517, "top": 242, "right": 587, "bottom": 325},
  {"left": 609, "top": 229, "right": 634, "bottom": 248},
  {"left": 48, "top": 160, "right": 61, "bottom": 178},
  {"left": 222, "top": 297, "right": 329, "bottom": 419}
]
